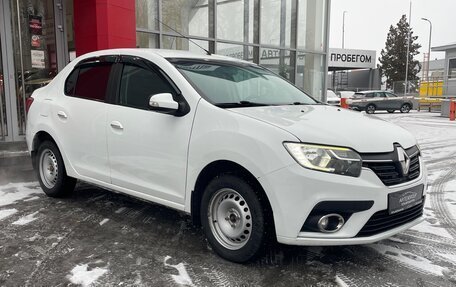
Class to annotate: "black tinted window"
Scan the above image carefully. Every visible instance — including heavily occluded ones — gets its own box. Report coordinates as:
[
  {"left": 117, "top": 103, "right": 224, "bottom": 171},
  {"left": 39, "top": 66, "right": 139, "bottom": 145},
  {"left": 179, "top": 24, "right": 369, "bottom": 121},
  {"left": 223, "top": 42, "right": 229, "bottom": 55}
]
[
  {"left": 119, "top": 64, "right": 174, "bottom": 109},
  {"left": 65, "top": 69, "right": 79, "bottom": 96},
  {"left": 74, "top": 63, "right": 113, "bottom": 102}
]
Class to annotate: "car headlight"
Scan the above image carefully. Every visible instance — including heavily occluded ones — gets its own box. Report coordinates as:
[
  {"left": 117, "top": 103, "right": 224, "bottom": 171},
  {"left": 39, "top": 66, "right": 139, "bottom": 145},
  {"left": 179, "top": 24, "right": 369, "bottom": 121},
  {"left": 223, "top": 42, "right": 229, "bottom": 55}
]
[{"left": 283, "top": 142, "right": 362, "bottom": 177}]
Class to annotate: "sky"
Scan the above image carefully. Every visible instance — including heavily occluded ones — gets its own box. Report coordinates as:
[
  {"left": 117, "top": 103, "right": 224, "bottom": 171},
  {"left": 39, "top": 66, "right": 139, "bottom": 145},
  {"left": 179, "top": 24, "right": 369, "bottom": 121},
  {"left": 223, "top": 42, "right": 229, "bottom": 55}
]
[{"left": 329, "top": 0, "right": 456, "bottom": 63}]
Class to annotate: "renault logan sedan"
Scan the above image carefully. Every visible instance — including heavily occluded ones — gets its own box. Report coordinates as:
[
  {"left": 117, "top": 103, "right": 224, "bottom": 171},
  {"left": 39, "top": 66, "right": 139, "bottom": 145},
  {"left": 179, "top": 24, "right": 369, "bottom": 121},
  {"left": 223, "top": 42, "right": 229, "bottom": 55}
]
[{"left": 26, "top": 49, "right": 427, "bottom": 263}]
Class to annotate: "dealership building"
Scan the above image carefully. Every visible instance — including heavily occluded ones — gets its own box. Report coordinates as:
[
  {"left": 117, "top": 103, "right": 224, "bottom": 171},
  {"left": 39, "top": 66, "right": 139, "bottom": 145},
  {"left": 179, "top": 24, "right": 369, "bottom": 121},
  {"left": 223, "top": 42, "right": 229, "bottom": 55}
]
[{"left": 0, "top": 0, "right": 330, "bottom": 142}]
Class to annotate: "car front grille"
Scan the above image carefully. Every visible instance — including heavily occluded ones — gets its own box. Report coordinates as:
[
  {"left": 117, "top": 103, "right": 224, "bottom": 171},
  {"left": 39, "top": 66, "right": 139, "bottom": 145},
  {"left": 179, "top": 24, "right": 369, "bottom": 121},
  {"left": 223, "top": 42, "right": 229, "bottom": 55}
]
[
  {"left": 356, "top": 199, "right": 424, "bottom": 237},
  {"left": 361, "top": 145, "right": 421, "bottom": 186}
]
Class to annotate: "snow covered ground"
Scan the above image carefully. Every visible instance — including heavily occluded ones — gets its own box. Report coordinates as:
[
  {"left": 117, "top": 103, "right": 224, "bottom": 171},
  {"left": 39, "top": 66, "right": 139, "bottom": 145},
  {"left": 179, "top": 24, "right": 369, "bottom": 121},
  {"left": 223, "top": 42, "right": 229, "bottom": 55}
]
[{"left": 0, "top": 111, "right": 455, "bottom": 286}]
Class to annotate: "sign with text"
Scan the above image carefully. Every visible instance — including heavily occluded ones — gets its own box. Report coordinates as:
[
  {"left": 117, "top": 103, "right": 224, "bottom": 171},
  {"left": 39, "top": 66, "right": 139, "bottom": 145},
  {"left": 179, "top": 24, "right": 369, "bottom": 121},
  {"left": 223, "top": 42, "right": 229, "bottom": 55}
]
[
  {"left": 329, "top": 48, "right": 376, "bottom": 69},
  {"left": 31, "top": 50, "right": 45, "bottom": 69}
]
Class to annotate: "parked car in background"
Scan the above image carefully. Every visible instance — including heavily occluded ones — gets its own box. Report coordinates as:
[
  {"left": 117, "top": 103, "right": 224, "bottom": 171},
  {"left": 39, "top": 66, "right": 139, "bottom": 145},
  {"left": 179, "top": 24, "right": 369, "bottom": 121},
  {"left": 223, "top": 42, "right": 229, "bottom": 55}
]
[
  {"left": 326, "top": 90, "right": 341, "bottom": 106},
  {"left": 349, "top": 91, "right": 413, "bottom": 114},
  {"left": 26, "top": 49, "right": 426, "bottom": 263},
  {"left": 339, "top": 90, "right": 355, "bottom": 99}
]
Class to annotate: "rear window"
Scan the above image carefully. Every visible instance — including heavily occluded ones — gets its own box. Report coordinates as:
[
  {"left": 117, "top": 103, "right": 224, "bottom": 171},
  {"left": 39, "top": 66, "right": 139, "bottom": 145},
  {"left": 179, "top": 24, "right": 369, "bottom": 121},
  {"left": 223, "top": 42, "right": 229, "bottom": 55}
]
[{"left": 65, "top": 62, "right": 113, "bottom": 102}]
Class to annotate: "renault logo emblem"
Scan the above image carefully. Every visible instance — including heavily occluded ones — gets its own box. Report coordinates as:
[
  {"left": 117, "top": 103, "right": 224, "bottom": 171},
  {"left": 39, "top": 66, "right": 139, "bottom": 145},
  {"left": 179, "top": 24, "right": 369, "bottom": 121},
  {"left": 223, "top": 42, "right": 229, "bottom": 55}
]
[{"left": 397, "top": 147, "right": 410, "bottom": 175}]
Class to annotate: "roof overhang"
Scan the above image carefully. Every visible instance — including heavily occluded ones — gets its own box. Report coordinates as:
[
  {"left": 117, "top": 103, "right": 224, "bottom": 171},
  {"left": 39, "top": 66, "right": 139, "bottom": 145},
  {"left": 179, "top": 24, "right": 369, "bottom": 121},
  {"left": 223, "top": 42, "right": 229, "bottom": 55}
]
[{"left": 432, "top": 43, "right": 456, "bottom": 52}]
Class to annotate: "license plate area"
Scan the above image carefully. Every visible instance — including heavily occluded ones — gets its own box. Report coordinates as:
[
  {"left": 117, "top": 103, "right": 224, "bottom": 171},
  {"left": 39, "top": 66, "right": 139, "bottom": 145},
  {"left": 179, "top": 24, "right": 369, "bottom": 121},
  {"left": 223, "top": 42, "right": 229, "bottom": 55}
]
[{"left": 388, "top": 184, "right": 424, "bottom": 215}]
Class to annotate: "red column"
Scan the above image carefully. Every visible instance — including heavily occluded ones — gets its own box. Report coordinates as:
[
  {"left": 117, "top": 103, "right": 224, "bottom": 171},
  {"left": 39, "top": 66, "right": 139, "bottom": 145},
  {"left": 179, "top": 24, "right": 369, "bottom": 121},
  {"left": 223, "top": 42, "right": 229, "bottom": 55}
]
[{"left": 73, "top": 0, "right": 136, "bottom": 57}]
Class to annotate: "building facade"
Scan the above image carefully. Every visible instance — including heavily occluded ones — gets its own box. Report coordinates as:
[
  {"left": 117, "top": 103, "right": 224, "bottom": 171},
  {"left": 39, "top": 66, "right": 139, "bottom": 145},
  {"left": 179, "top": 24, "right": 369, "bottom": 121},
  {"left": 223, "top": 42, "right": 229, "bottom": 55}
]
[{"left": 0, "top": 0, "right": 330, "bottom": 142}]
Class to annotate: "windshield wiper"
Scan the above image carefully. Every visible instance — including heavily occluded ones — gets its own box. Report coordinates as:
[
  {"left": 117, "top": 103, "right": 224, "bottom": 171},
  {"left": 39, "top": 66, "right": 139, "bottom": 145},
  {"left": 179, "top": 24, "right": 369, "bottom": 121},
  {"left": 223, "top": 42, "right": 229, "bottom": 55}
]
[
  {"left": 287, "top": 102, "right": 320, "bottom": 105},
  {"left": 215, "top": 101, "right": 272, "bottom": 108}
]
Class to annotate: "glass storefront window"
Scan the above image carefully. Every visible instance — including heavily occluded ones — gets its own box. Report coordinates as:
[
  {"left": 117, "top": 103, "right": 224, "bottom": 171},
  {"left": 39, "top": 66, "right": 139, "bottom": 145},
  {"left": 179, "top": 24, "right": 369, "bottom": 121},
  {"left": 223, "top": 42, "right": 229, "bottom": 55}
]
[
  {"left": 162, "top": 36, "right": 208, "bottom": 55},
  {"left": 261, "top": 0, "right": 292, "bottom": 47},
  {"left": 217, "top": 0, "right": 254, "bottom": 43},
  {"left": 136, "top": 0, "right": 159, "bottom": 31},
  {"left": 217, "top": 42, "right": 254, "bottom": 62},
  {"left": 11, "top": 0, "right": 58, "bottom": 135},
  {"left": 162, "top": 0, "right": 208, "bottom": 37},
  {"left": 297, "top": 0, "right": 326, "bottom": 52},
  {"left": 136, "top": 32, "right": 158, "bottom": 48},
  {"left": 296, "top": 52, "right": 325, "bottom": 101},
  {"left": 259, "top": 48, "right": 293, "bottom": 81}
]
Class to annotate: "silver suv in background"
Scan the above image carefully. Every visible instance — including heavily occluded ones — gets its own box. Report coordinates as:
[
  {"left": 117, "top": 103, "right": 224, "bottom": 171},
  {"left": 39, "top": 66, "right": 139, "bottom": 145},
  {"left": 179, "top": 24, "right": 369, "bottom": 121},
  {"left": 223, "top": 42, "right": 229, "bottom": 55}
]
[{"left": 349, "top": 91, "right": 413, "bottom": 114}]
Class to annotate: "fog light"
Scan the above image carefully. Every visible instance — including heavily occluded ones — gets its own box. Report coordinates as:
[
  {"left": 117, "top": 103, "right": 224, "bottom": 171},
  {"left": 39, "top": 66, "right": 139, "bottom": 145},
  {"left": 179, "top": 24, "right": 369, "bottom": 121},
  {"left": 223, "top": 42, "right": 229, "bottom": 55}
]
[{"left": 317, "top": 214, "right": 345, "bottom": 233}]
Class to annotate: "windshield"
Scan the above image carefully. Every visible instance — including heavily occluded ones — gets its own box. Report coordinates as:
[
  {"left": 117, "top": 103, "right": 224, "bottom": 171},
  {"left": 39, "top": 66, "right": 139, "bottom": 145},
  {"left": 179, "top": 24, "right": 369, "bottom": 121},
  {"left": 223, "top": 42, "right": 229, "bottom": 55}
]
[{"left": 169, "top": 59, "right": 318, "bottom": 107}]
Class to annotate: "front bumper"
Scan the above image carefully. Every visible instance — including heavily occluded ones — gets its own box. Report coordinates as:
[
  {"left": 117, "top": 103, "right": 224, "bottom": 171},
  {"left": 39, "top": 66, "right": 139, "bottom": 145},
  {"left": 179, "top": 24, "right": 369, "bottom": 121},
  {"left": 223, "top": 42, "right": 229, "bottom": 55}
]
[{"left": 258, "top": 158, "right": 427, "bottom": 246}]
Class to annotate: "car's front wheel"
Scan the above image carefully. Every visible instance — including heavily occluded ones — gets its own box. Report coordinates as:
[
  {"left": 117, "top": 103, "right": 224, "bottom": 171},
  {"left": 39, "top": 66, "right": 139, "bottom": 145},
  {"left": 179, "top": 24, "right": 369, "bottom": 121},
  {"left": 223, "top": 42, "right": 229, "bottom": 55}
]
[
  {"left": 366, "top": 104, "right": 376, "bottom": 114},
  {"left": 36, "top": 141, "right": 76, "bottom": 197},
  {"left": 201, "top": 174, "right": 266, "bottom": 263},
  {"left": 400, "top": 104, "right": 411, "bottom": 113}
]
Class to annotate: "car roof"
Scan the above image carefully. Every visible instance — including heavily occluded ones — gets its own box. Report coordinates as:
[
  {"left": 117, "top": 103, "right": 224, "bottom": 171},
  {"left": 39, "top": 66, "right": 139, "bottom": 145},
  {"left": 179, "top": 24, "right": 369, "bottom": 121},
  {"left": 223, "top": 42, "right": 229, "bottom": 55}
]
[
  {"left": 356, "top": 90, "right": 393, "bottom": 94},
  {"left": 76, "top": 48, "right": 251, "bottom": 65}
]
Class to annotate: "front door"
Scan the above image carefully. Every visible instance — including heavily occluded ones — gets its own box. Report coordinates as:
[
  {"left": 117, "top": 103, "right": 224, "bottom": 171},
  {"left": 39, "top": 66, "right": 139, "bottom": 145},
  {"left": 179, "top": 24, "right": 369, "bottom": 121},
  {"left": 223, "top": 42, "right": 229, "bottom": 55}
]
[{"left": 106, "top": 57, "right": 195, "bottom": 206}]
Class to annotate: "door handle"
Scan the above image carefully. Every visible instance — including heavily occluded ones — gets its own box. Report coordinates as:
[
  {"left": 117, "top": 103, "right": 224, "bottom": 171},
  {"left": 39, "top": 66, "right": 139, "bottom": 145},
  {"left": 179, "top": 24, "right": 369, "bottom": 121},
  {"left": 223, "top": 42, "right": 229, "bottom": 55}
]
[
  {"left": 57, "top": 111, "right": 68, "bottom": 119},
  {"left": 110, "top": 121, "right": 124, "bottom": 130}
]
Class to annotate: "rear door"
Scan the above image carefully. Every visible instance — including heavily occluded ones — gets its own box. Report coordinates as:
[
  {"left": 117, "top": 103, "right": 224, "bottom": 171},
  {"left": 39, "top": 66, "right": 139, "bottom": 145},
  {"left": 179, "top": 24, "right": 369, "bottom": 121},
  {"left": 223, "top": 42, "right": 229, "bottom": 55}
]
[
  {"left": 374, "top": 92, "right": 388, "bottom": 109},
  {"left": 52, "top": 56, "right": 117, "bottom": 183},
  {"left": 106, "top": 56, "right": 195, "bottom": 206},
  {"left": 385, "top": 92, "right": 402, "bottom": 109}
]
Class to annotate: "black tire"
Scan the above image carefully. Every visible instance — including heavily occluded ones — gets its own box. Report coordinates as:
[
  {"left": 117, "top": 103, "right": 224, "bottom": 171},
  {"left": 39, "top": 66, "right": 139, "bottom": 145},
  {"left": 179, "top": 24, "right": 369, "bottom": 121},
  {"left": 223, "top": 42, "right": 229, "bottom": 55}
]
[
  {"left": 366, "top": 104, "right": 376, "bottom": 114},
  {"left": 387, "top": 110, "right": 395, "bottom": 113},
  {"left": 400, "top": 103, "right": 411, "bottom": 113},
  {"left": 200, "top": 174, "right": 267, "bottom": 263},
  {"left": 36, "top": 141, "right": 76, "bottom": 197}
]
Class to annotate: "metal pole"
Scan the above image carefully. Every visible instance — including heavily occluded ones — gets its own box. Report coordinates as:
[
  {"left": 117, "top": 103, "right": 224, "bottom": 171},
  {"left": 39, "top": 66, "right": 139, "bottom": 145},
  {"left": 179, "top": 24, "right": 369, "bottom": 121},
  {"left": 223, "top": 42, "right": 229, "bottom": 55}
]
[
  {"left": 421, "top": 18, "right": 432, "bottom": 96},
  {"left": 16, "top": 0, "right": 26, "bottom": 134},
  {"left": 342, "top": 11, "right": 347, "bottom": 49},
  {"left": 404, "top": 1, "right": 412, "bottom": 96},
  {"left": 0, "top": 80, "right": 4, "bottom": 141}
]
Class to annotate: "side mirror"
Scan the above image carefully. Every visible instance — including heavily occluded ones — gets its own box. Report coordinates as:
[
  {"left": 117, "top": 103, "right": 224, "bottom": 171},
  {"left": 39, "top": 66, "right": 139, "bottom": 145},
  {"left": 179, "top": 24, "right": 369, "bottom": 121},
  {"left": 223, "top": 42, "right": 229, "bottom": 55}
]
[{"left": 149, "top": 93, "right": 179, "bottom": 114}]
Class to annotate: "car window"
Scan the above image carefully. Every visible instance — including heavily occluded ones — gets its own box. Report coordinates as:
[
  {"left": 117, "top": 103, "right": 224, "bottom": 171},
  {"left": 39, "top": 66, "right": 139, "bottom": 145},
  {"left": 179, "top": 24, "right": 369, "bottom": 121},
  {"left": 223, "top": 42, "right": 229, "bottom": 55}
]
[
  {"left": 364, "top": 93, "right": 374, "bottom": 98},
  {"left": 171, "top": 59, "right": 317, "bottom": 106},
  {"left": 64, "top": 69, "right": 78, "bottom": 96},
  {"left": 119, "top": 64, "right": 175, "bottom": 110},
  {"left": 374, "top": 92, "right": 386, "bottom": 98},
  {"left": 385, "top": 92, "right": 397, "bottom": 97},
  {"left": 73, "top": 63, "right": 113, "bottom": 102}
]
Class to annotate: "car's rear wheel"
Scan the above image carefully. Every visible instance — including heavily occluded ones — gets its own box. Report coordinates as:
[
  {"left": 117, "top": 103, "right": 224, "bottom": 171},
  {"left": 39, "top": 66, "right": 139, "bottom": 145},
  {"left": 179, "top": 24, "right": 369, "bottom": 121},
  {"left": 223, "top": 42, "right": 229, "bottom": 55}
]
[
  {"left": 400, "top": 104, "right": 411, "bottom": 113},
  {"left": 36, "top": 141, "right": 76, "bottom": 197},
  {"left": 201, "top": 174, "right": 266, "bottom": 263},
  {"left": 387, "top": 110, "right": 395, "bottom": 113},
  {"left": 366, "top": 104, "right": 376, "bottom": 114}
]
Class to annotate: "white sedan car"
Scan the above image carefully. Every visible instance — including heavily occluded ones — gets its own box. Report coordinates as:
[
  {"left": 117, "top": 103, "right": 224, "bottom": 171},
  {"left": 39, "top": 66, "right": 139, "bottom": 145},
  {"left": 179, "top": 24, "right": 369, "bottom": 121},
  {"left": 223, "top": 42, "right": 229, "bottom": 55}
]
[{"left": 26, "top": 49, "right": 427, "bottom": 262}]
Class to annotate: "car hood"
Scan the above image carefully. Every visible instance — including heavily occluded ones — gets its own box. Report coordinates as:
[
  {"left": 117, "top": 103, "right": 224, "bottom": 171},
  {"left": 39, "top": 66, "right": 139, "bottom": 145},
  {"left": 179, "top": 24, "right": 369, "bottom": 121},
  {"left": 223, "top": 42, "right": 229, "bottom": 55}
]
[{"left": 229, "top": 105, "right": 416, "bottom": 153}]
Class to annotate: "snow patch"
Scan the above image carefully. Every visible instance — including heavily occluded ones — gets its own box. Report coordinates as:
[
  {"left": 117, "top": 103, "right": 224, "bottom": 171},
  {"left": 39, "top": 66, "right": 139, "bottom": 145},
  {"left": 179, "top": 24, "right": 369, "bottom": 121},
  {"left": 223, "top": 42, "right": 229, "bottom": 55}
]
[
  {"left": 23, "top": 196, "right": 40, "bottom": 202},
  {"left": 335, "top": 275, "right": 350, "bottom": 287},
  {"left": 164, "top": 256, "right": 195, "bottom": 286},
  {"left": 99, "top": 218, "right": 109, "bottom": 226},
  {"left": 67, "top": 263, "right": 108, "bottom": 287},
  {"left": 410, "top": 219, "right": 453, "bottom": 239},
  {"left": 0, "top": 182, "right": 41, "bottom": 207},
  {"left": 12, "top": 211, "right": 39, "bottom": 226},
  {"left": 438, "top": 253, "right": 456, "bottom": 264},
  {"left": 0, "top": 208, "right": 18, "bottom": 221},
  {"left": 115, "top": 207, "right": 126, "bottom": 214},
  {"left": 370, "top": 243, "right": 445, "bottom": 276}
]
